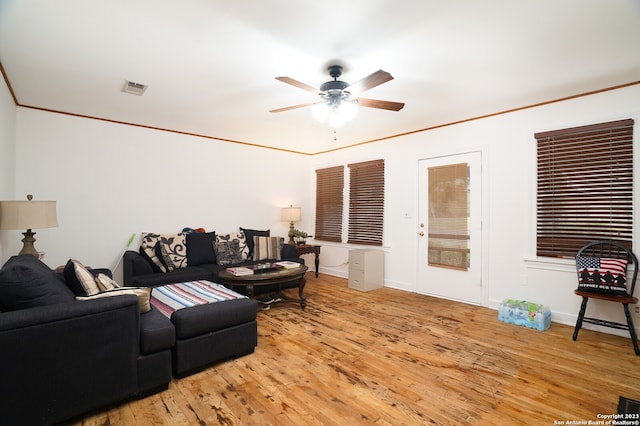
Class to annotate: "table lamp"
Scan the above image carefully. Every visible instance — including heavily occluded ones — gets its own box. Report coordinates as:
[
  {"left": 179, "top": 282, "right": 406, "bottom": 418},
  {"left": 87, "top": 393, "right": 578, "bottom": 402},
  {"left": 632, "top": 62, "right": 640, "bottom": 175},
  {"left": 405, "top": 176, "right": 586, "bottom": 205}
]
[
  {"left": 0, "top": 194, "right": 58, "bottom": 257},
  {"left": 281, "top": 205, "right": 301, "bottom": 245}
]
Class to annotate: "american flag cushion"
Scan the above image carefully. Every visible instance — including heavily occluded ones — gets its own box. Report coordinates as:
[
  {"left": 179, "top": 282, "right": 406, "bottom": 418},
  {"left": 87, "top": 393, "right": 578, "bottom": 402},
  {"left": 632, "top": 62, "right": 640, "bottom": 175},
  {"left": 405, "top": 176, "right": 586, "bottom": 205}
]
[{"left": 576, "top": 256, "right": 628, "bottom": 295}]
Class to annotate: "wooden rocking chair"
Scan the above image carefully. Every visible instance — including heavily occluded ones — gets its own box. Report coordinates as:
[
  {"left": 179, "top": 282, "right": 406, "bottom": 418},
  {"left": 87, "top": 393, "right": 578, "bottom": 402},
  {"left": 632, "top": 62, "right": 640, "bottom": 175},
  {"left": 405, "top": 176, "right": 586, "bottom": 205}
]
[{"left": 573, "top": 240, "right": 639, "bottom": 355}]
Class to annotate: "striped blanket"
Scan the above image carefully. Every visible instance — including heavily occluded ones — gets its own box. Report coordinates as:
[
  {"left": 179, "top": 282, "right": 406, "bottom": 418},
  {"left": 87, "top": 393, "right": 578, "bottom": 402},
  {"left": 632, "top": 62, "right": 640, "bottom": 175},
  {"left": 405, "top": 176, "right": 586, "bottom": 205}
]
[{"left": 150, "top": 280, "right": 247, "bottom": 318}]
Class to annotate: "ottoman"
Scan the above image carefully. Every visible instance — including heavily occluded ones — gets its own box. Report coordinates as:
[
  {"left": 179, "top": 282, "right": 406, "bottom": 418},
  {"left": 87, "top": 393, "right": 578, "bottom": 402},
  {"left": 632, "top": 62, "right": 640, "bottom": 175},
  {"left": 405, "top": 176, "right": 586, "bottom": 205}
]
[{"left": 151, "top": 280, "right": 259, "bottom": 378}]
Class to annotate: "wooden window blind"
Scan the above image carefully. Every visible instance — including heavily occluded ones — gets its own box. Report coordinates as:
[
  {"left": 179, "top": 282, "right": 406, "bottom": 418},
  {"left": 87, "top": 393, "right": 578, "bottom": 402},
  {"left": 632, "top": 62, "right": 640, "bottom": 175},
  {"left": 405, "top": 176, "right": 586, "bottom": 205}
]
[
  {"left": 535, "top": 118, "right": 634, "bottom": 258},
  {"left": 348, "top": 159, "right": 385, "bottom": 245},
  {"left": 315, "top": 166, "right": 344, "bottom": 242}
]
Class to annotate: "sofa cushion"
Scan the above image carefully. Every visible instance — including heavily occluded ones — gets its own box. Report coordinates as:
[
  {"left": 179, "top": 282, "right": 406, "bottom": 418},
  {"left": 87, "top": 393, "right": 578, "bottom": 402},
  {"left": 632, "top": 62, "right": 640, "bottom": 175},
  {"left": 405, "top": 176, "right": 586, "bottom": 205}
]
[
  {"left": 214, "top": 240, "right": 243, "bottom": 266},
  {"left": 216, "top": 232, "right": 249, "bottom": 261},
  {"left": 139, "top": 308, "right": 176, "bottom": 354},
  {"left": 186, "top": 231, "right": 217, "bottom": 266},
  {"left": 129, "top": 266, "right": 213, "bottom": 288},
  {"left": 253, "top": 236, "right": 282, "bottom": 261},
  {"left": 141, "top": 233, "right": 187, "bottom": 272},
  {"left": 76, "top": 287, "right": 152, "bottom": 313},
  {"left": 64, "top": 259, "right": 101, "bottom": 296},
  {"left": 0, "top": 255, "right": 75, "bottom": 311},
  {"left": 240, "top": 227, "right": 270, "bottom": 260}
]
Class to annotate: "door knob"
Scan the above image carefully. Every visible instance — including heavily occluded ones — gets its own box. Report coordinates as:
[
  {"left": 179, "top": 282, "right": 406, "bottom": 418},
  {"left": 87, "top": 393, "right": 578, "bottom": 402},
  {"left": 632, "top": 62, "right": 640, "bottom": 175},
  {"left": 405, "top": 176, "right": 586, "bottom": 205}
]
[{"left": 418, "top": 231, "right": 424, "bottom": 237}]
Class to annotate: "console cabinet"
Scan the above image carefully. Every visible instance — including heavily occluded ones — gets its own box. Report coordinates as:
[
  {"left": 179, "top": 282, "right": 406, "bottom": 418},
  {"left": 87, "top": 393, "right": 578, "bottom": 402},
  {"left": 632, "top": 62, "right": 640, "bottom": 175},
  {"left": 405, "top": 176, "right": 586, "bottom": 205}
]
[{"left": 348, "top": 249, "right": 384, "bottom": 291}]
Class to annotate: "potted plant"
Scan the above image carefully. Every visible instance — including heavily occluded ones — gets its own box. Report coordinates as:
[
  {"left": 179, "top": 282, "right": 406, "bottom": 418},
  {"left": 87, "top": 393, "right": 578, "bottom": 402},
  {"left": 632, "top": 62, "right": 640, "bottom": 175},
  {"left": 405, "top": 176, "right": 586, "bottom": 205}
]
[{"left": 291, "top": 229, "right": 311, "bottom": 245}]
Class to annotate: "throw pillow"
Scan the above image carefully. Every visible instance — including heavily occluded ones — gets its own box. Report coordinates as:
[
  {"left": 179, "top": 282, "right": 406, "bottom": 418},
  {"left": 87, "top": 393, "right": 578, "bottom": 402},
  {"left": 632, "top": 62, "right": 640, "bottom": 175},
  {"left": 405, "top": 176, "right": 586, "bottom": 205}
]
[
  {"left": 140, "top": 232, "right": 168, "bottom": 272},
  {"left": 63, "top": 258, "right": 100, "bottom": 296},
  {"left": 76, "top": 287, "right": 152, "bottom": 313},
  {"left": 240, "top": 227, "right": 270, "bottom": 260},
  {"left": 214, "top": 240, "right": 243, "bottom": 265},
  {"left": 95, "top": 273, "right": 121, "bottom": 291},
  {"left": 155, "top": 241, "right": 178, "bottom": 272},
  {"left": 0, "top": 254, "right": 74, "bottom": 311},
  {"left": 576, "top": 256, "right": 628, "bottom": 295},
  {"left": 186, "top": 231, "right": 217, "bottom": 266},
  {"left": 216, "top": 232, "right": 249, "bottom": 260},
  {"left": 253, "top": 236, "right": 282, "bottom": 261},
  {"left": 141, "top": 232, "right": 187, "bottom": 273}
]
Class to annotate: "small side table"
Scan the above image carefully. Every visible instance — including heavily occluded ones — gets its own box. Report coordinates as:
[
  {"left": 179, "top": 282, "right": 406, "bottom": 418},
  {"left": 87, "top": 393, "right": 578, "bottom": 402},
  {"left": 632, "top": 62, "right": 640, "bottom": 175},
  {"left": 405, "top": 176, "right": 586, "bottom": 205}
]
[{"left": 295, "top": 244, "right": 321, "bottom": 278}]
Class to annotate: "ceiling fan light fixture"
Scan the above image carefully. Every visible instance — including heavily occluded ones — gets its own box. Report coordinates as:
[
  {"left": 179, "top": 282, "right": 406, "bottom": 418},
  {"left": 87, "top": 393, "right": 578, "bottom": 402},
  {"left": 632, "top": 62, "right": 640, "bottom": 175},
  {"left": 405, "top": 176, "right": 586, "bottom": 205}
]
[
  {"left": 328, "top": 111, "right": 346, "bottom": 128},
  {"left": 312, "top": 102, "right": 331, "bottom": 122},
  {"left": 339, "top": 99, "right": 358, "bottom": 122},
  {"left": 312, "top": 95, "right": 358, "bottom": 128}
]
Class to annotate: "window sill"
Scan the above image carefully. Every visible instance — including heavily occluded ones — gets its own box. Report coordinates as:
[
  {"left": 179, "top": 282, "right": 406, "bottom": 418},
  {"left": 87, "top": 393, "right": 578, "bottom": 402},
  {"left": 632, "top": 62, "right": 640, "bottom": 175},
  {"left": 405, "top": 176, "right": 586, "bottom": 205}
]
[{"left": 524, "top": 256, "right": 575, "bottom": 273}]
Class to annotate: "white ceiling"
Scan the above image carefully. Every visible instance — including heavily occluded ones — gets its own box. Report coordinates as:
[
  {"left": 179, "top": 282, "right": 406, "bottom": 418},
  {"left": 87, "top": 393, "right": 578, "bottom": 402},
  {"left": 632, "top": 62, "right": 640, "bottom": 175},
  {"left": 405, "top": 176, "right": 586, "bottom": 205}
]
[{"left": 1, "top": 0, "right": 639, "bottom": 154}]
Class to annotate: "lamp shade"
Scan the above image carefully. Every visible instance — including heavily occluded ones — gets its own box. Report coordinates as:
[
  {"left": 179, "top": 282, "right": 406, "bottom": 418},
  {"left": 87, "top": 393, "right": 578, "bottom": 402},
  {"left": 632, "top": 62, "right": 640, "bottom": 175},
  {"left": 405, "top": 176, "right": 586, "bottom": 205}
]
[
  {"left": 0, "top": 200, "right": 58, "bottom": 230},
  {"left": 281, "top": 206, "right": 301, "bottom": 222}
]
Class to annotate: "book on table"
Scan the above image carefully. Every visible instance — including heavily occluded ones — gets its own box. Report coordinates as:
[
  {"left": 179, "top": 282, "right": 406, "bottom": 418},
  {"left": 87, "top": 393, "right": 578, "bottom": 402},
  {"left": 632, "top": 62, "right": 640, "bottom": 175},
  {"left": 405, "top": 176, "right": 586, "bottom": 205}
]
[
  {"left": 226, "top": 267, "right": 254, "bottom": 276},
  {"left": 275, "top": 261, "right": 301, "bottom": 269}
]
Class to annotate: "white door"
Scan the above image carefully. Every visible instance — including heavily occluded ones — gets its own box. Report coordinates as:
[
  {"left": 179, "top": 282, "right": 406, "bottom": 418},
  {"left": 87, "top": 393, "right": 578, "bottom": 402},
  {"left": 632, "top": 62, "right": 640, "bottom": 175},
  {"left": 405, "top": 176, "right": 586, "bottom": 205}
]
[{"left": 417, "top": 152, "right": 482, "bottom": 304}]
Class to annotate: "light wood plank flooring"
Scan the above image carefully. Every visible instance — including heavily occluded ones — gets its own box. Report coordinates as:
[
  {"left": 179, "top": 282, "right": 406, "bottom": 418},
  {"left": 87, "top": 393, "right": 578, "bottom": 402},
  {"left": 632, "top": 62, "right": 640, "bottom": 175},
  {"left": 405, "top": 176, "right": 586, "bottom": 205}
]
[{"left": 71, "top": 273, "right": 640, "bottom": 425}]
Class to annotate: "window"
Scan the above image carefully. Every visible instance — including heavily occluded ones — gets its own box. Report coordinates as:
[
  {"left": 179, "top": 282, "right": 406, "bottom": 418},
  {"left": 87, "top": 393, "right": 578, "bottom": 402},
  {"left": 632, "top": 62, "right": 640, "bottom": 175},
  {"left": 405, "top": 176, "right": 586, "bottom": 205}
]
[
  {"left": 428, "top": 163, "right": 470, "bottom": 269},
  {"left": 314, "top": 166, "right": 344, "bottom": 242},
  {"left": 348, "top": 159, "right": 385, "bottom": 245},
  {"left": 535, "top": 119, "right": 633, "bottom": 258},
  {"left": 315, "top": 159, "right": 385, "bottom": 245}
]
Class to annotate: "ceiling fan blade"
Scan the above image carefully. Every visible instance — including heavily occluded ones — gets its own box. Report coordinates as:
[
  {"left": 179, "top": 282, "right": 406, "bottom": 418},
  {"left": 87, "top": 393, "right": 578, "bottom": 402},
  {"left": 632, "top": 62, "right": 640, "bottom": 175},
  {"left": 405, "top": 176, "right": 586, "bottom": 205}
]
[
  {"left": 269, "top": 102, "right": 316, "bottom": 113},
  {"left": 275, "top": 77, "right": 320, "bottom": 95},
  {"left": 357, "top": 98, "right": 405, "bottom": 111},
  {"left": 347, "top": 70, "right": 394, "bottom": 95}
]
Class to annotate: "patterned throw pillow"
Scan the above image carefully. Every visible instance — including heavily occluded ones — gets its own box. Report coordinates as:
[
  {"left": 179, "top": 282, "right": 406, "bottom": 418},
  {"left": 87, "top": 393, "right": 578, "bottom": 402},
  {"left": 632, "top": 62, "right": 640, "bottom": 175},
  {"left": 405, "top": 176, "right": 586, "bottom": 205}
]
[
  {"left": 576, "top": 256, "right": 628, "bottom": 295},
  {"left": 141, "top": 232, "right": 187, "bottom": 272},
  {"left": 216, "top": 232, "right": 249, "bottom": 261},
  {"left": 253, "top": 236, "right": 282, "bottom": 261},
  {"left": 214, "top": 240, "right": 243, "bottom": 265}
]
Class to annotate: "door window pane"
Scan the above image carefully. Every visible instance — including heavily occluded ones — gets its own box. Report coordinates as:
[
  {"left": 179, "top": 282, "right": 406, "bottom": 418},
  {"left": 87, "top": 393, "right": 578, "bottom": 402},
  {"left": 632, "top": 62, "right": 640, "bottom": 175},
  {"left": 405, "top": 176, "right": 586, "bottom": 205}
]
[{"left": 428, "top": 163, "right": 470, "bottom": 270}]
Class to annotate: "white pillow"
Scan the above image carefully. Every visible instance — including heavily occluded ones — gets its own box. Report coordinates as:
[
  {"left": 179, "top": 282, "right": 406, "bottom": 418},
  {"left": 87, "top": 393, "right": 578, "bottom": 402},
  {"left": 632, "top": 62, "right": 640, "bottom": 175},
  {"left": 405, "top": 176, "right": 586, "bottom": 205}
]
[
  {"left": 76, "top": 287, "right": 151, "bottom": 313},
  {"left": 95, "top": 273, "right": 121, "bottom": 291},
  {"left": 70, "top": 258, "right": 100, "bottom": 296}
]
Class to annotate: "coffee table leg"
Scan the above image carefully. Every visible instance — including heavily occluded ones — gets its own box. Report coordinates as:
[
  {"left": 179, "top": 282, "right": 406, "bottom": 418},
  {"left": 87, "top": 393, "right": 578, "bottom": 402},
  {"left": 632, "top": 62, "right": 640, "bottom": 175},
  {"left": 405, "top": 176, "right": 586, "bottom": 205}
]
[{"left": 298, "top": 274, "right": 307, "bottom": 309}]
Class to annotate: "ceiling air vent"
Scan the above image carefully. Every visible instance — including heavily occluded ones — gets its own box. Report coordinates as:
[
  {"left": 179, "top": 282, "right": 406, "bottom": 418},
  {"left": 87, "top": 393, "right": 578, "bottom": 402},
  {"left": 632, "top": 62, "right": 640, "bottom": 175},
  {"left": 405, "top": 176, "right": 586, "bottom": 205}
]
[{"left": 122, "top": 80, "right": 148, "bottom": 96}]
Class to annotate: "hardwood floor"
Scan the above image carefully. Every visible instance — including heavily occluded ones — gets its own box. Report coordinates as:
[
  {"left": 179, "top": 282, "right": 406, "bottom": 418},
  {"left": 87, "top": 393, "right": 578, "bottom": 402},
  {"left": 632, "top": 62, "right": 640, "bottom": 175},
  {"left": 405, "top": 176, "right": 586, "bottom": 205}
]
[{"left": 72, "top": 273, "right": 640, "bottom": 425}]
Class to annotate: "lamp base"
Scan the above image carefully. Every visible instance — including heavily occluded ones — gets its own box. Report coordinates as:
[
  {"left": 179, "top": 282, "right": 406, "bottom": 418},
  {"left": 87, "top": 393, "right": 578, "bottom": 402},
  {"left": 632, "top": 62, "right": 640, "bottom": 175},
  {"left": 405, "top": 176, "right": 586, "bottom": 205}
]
[
  {"left": 18, "top": 229, "right": 40, "bottom": 258},
  {"left": 288, "top": 221, "right": 296, "bottom": 245}
]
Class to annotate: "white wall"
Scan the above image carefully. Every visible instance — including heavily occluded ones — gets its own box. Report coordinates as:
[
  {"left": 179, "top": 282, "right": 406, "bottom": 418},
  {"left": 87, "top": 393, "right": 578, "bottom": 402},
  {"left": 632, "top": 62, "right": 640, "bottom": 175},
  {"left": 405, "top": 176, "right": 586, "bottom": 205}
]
[
  {"left": 12, "top": 109, "right": 311, "bottom": 280},
  {"left": 7, "top": 82, "right": 640, "bottom": 338},
  {"left": 310, "top": 84, "right": 640, "bottom": 335},
  {"left": 0, "top": 75, "right": 17, "bottom": 261}
]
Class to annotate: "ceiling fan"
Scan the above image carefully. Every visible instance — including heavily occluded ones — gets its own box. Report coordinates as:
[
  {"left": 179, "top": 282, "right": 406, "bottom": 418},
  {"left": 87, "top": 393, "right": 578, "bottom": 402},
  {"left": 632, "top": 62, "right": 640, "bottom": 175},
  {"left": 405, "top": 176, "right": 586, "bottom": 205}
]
[{"left": 270, "top": 65, "right": 404, "bottom": 127}]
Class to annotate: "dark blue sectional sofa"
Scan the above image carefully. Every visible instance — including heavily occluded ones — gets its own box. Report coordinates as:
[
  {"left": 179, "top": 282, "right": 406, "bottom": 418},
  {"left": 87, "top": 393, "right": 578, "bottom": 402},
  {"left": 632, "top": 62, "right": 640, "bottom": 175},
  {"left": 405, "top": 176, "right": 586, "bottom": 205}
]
[{"left": 0, "top": 253, "right": 258, "bottom": 425}]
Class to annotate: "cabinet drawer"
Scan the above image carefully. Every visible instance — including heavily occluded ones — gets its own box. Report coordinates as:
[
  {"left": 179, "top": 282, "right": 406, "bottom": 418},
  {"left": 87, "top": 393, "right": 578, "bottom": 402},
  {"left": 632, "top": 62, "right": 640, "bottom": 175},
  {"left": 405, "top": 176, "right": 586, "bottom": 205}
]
[
  {"left": 348, "top": 269, "right": 365, "bottom": 290},
  {"left": 349, "top": 250, "right": 365, "bottom": 270}
]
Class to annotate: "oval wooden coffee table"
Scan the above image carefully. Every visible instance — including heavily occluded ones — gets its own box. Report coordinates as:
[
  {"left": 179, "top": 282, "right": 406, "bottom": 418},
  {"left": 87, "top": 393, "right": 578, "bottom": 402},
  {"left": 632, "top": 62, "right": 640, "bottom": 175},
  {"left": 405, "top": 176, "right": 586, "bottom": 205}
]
[{"left": 217, "top": 264, "right": 309, "bottom": 309}]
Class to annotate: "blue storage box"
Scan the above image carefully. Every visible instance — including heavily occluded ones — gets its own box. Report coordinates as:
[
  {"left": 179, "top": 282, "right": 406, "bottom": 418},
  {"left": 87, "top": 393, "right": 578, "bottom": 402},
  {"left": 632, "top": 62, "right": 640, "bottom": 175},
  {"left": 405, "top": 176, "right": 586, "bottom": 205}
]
[{"left": 498, "top": 299, "right": 551, "bottom": 331}]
